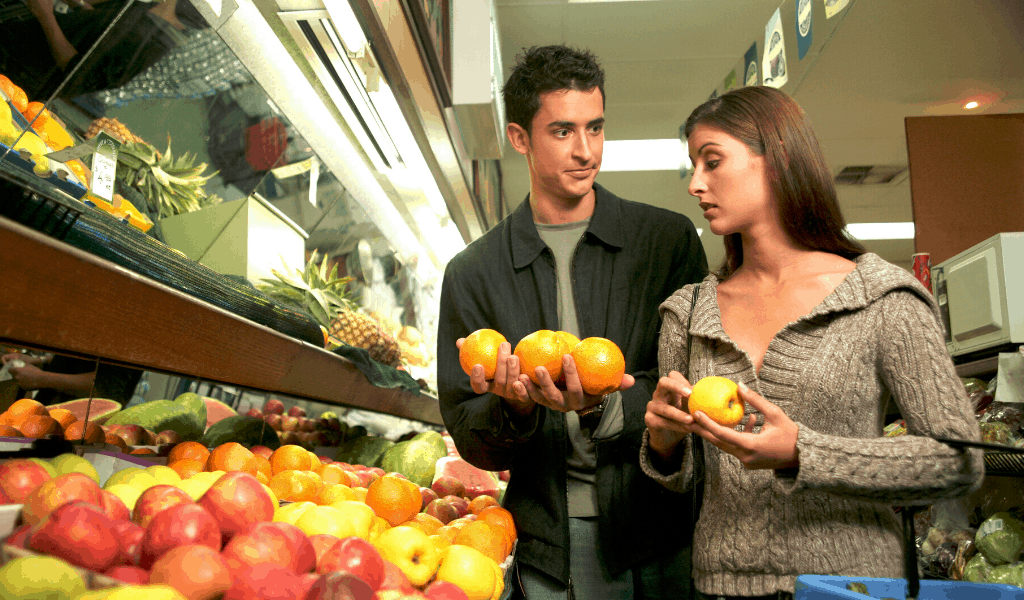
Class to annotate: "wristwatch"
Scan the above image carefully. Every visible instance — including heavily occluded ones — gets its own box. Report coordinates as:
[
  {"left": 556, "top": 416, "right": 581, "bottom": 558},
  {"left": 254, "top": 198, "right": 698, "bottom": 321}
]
[{"left": 576, "top": 396, "right": 606, "bottom": 418}]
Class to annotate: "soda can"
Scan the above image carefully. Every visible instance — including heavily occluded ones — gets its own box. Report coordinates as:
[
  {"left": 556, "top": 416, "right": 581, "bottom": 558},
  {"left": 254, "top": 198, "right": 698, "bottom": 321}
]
[{"left": 912, "top": 253, "right": 931, "bottom": 292}]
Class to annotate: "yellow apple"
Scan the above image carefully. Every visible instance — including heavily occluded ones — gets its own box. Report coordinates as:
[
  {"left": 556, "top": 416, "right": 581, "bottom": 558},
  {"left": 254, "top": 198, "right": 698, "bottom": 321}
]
[
  {"left": 434, "top": 544, "right": 497, "bottom": 600},
  {"left": 274, "top": 500, "right": 316, "bottom": 525},
  {"left": 50, "top": 454, "right": 100, "bottom": 484},
  {"left": 373, "top": 525, "right": 440, "bottom": 587},
  {"left": 688, "top": 376, "right": 745, "bottom": 427},
  {"left": 326, "top": 500, "right": 375, "bottom": 539},
  {"left": 144, "top": 465, "right": 182, "bottom": 486},
  {"left": 103, "top": 483, "right": 143, "bottom": 511}
]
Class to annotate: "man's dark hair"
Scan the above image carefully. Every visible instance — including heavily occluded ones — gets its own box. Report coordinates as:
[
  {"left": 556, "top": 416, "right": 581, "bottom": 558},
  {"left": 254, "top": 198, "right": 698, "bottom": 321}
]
[{"left": 503, "top": 45, "right": 605, "bottom": 133}]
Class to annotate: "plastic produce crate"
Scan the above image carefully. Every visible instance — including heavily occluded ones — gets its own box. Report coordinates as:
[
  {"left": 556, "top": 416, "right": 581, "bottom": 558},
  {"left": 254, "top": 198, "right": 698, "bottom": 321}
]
[{"left": 795, "top": 575, "right": 1024, "bottom": 600}]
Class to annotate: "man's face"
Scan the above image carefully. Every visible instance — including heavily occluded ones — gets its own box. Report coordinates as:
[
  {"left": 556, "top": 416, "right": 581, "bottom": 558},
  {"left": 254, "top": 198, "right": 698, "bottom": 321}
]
[{"left": 511, "top": 87, "right": 605, "bottom": 203}]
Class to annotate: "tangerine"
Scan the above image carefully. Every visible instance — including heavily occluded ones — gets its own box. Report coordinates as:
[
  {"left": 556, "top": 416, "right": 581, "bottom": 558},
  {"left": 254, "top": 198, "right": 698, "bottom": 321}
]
[
  {"left": 254, "top": 454, "right": 273, "bottom": 480},
  {"left": 405, "top": 512, "right": 444, "bottom": 536},
  {"left": 256, "top": 471, "right": 270, "bottom": 485},
  {"left": 169, "top": 459, "right": 206, "bottom": 480},
  {"left": 468, "top": 494, "right": 500, "bottom": 515},
  {"left": 105, "top": 432, "right": 130, "bottom": 452},
  {"left": 167, "top": 441, "right": 211, "bottom": 465},
  {"left": 130, "top": 448, "right": 157, "bottom": 455},
  {"left": 554, "top": 331, "right": 581, "bottom": 350},
  {"left": 320, "top": 463, "right": 350, "bottom": 486},
  {"left": 16, "top": 415, "right": 61, "bottom": 438},
  {"left": 64, "top": 420, "right": 105, "bottom": 444},
  {"left": 476, "top": 505, "right": 517, "bottom": 545},
  {"left": 269, "top": 469, "right": 317, "bottom": 503},
  {"left": 0, "top": 424, "right": 22, "bottom": 437},
  {"left": 3, "top": 81, "right": 28, "bottom": 113},
  {"left": 47, "top": 408, "right": 78, "bottom": 430},
  {"left": 307, "top": 451, "right": 323, "bottom": 475},
  {"left": 365, "top": 475, "right": 422, "bottom": 526},
  {"left": 459, "top": 329, "right": 508, "bottom": 379},
  {"left": 453, "top": 520, "right": 509, "bottom": 563},
  {"left": 571, "top": 337, "right": 625, "bottom": 396},
  {"left": 270, "top": 444, "right": 312, "bottom": 475},
  {"left": 206, "top": 442, "right": 257, "bottom": 475},
  {"left": 22, "top": 101, "right": 49, "bottom": 129},
  {"left": 8, "top": 398, "right": 48, "bottom": 419},
  {"left": 514, "top": 330, "right": 570, "bottom": 386},
  {"left": 0, "top": 412, "right": 21, "bottom": 428}
]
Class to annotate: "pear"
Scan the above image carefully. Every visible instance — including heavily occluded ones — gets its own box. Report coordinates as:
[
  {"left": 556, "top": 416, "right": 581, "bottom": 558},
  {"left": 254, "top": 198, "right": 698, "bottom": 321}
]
[{"left": 0, "top": 555, "right": 87, "bottom": 600}]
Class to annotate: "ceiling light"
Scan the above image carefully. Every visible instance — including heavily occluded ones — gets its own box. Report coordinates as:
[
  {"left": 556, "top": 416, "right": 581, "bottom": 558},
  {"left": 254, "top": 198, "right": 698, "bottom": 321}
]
[
  {"left": 964, "top": 101, "right": 980, "bottom": 110},
  {"left": 845, "top": 222, "right": 915, "bottom": 241},
  {"left": 601, "top": 139, "right": 690, "bottom": 172}
]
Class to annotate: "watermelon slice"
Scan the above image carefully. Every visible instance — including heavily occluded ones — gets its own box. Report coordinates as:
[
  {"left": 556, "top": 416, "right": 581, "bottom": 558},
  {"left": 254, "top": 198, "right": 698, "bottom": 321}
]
[
  {"left": 203, "top": 397, "right": 238, "bottom": 430},
  {"left": 432, "top": 456, "right": 500, "bottom": 500},
  {"left": 48, "top": 398, "right": 121, "bottom": 424},
  {"left": 440, "top": 432, "right": 460, "bottom": 457}
]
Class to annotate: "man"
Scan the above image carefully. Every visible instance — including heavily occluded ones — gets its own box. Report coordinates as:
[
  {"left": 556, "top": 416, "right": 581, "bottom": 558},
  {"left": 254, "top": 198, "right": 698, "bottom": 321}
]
[{"left": 437, "top": 45, "right": 707, "bottom": 599}]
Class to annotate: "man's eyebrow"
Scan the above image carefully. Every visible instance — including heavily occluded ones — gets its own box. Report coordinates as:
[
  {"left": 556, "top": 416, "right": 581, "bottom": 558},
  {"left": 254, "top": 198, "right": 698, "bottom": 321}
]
[{"left": 546, "top": 117, "right": 606, "bottom": 129}]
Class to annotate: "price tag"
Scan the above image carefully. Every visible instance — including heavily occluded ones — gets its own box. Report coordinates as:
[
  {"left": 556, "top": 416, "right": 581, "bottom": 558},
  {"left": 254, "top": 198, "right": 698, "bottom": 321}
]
[{"left": 90, "top": 132, "right": 119, "bottom": 202}]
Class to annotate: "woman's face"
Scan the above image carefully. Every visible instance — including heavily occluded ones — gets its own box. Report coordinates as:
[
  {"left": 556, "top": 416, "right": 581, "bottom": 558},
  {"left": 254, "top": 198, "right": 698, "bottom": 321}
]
[{"left": 686, "top": 124, "right": 774, "bottom": 237}]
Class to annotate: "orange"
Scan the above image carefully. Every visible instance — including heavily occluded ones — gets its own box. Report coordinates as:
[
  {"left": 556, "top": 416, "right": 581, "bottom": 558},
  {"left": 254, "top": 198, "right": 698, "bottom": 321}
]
[
  {"left": 105, "top": 432, "right": 130, "bottom": 452},
  {"left": 0, "top": 412, "right": 20, "bottom": 427},
  {"left": 468, "top": 495, "right": 500, "bottom": 515},
  {"left": 365, "top": 475, "right": 422, "bottom": 526},
  {"left": 130, "top": 448, "right": 157, "bottom": 455},
  {"left": 435, "top": 525, "right": 460, "bottom": 545},
  {"left": 477, "top": 505, "right": 517, "bottom": 545},
  {"left": 315, "top": 483, "right": 357, "bottom": 505},
  {"left": 303, "top": 470, "right": 325, "bottom": 494},
  {"left": 169, "top": 458, "right": 206, "bottom": 480},
  {"left": 514, "top": 330, "right": 570, "bottom": 386},
  {"left": 0, "top": 424, "right": 22, "bottom": 437},
  {"left": 47, "top": 408, "right": 78, "bottom": 430},
  {"left": 8, "top": 398, "right": 48, "bottom": 419},
  {"left": 270, "top": 444, "right": 312, "bottom": 475},
  {"left": 22, "top": 101, "right": 49, "bottom": 129},
  {"left": 167, "top": 441, "right": 211, "bottom": 465},
  {"left": 256, "top": 471, "right": 270, "bottom": 485},
  {"left": 459, "top": 329, "right": 508, "bottom": 379},
  {"left": 65, "top": 420, "right": 105, "bottom": 444},
  {"left": 320, "top": 463, "right": 350, "bottom": 486},
  {"left": 571, "top": 337, "right": 626, "bottom": 396},
  {"left": 453, "top": 520, "right": 509, "bottom": 563},
  {"left": 405, "top": 512, "right": 444, "bottom": 536},
  {"left": 17, "top": 415, "right": 62, "bottom": 438},
  {"left": 0, "top": 77, "right": 28, "bottom": 113},
  {"left": 207, "top": 442, "right": 257, "bottom": 475},
  {"left": 254, "top": 454, "right": 273, "bottom": 480},
  {"left": 307, "top": 451, "right": 323, "bottom": 475},
  {"left": 555, "top": 331, "right": 581, "bottom": 350},
  {"left": 269, "top": 469, "right": 317, "bottom": 503}
]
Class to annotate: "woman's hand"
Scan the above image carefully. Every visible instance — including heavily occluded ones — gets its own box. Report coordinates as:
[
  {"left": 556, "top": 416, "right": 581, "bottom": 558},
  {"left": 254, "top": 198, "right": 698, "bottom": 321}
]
[
  {"left": 690, "top": 383, "right": 800, "bottom": 470},
  {"left": 644, "top": 371, "right": 696, "bottom": 459}
]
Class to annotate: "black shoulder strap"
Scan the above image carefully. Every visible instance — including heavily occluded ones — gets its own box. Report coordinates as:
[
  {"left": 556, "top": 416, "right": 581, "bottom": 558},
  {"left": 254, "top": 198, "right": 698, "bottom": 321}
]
[{"left": 688, "top": 285, "right": 705, "bottom": 534}]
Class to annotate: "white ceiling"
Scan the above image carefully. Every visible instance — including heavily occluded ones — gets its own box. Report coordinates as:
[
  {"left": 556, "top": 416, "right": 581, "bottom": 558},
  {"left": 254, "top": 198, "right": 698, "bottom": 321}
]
[{"left": 493, "top": 0, "right": 1024, "bottom": 271}]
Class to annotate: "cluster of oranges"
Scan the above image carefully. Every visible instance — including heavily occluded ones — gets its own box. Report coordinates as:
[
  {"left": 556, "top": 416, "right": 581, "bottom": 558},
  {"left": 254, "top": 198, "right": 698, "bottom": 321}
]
[
  {"left": 2, "top": 73, "right": 86, "bottom": 180},
  {"left": 460, "top": 328, "right": 626, "bottom": 396},
  {"left": 0, "top": 398, "right": 131, "bottom": 452}
]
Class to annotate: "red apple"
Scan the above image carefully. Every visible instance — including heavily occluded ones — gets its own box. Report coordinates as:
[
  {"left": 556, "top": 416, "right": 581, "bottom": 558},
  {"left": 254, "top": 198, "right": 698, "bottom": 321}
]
[
  {"left": 281, "top": 416, "right": 301, "bottom": 432},
  {"left": 265, "top": 414, "right": 284, "bottom": 430},
  {"left": 335, "top": 462, "right": 357, "bottom": 472},
  {"left": 222, "top": 521, "right": 317, "bottom": 576},
  {"left": 198, "top": 472, "right": 275, "bottom": 544},
  {"left": 150, "top": 544, "right": 232, "bottom": 600},
  {"left": 498, "top": 470, "right": 510, "bottom": 482},
  {"left": 353, "top": 471, "right": 378, "bottom": 488},
  {"left": 418, "top": 487, "right": 439, "bottom": 511},
  {"left": 431, "top": 476, "right": 465, "bottom": 499},
  {"left": 104, "top": 565, "right": 150, "bottom": 584},
  {"left": 424, "top": 499, "right": 457, "bottom": 525},
  {"left": 251, "top": 445, "right": 274, "bottom": 460},
  {"left": 4, "top": 523, "right": 32, "bottom": 548},
  {"left": 424, "top": 580, "right": 470, "bottom": 600},
  {"left": 299, "top": 418, "right": 317, "bottom": 432},
  {"left": 319, "top": 417, "right": 341, "bottom": 432},
  {"left": 280, "top": 431, "right": 301, "bottom": 445},
  {"left": 288, "top": 406, "right": 307, "bottom": 418},
  {"left": 304, "top": 571, "right": 375, "bottom": 600},
  {"left": 443, "top": 495, "right": 470, "bottom": 518},
  {"left": 299, "top": 573, "right": 320, "bottom": 598},
  {"left": 28, "top": 500, "right": 121, "bottom": 572},
  {"left": 100, "top": 490, "right": 131, "bottom": 522},
  {"left": 317, "top": 537, "right": 385, "bottom": 591},
  {"left": 112, "top": 519, "right": 145, "bottom": 566},
  {"left": 366, "top": 467, "right": 385, "bottom": 478},
  {"left": 155, "top": 430, "right": 182, "bottom": 445},
  {"left": 224, "top": 564, "right": 306, "bottom": 600},
  {"left": 385, "top": 472, "right": 407, "bottom": 480},
  {"left": 108, "top": 423, "right": 151, "bottom": 445},
  {"left": 0, "top": 459, "right": 52, "bottom": 504},
  {"left": 264, "top": 399, "right": 286, "bottom": 415},
  {"left": 377, "top": 560, "right": 416, "bottom": 595},
  {"left": 22, "top": 472, "right": 104, "bottom": 526},
  {"left": 0, "top": 486, "right": 11, "bottom": 504},
  {"left": 316, "top": 455, "right": 333, "bottom": 465},
  {"left": 133, "top": 484, "right": 194, "bottom": 528},
  {"left": 308, "top": 534, "right": 341, "bottom": 568},
  {"left": 140, "top": 502, "right": 222, "bottom": 569},
  {"left": 246, "top": 408, "right": 264, "bottom": 418}
]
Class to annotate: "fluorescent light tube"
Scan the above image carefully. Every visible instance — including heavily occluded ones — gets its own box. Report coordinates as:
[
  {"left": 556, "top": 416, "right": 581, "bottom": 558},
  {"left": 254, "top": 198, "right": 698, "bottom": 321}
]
[
  {"left": 601, "top": 139, "right": 691, "bottom": 172},
  {"left": 845, "top": 222, "right": 915, "bottom": 240}
]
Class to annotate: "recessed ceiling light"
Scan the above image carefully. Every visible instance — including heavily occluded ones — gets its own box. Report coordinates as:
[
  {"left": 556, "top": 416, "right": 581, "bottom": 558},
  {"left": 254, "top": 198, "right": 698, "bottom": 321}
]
[{"left": 964, "top": 101, "right": 980, "bottom": 110}]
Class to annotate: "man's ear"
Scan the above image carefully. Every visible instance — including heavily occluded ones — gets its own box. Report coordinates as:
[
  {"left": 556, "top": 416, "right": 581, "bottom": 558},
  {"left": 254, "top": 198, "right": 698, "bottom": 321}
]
[{"left": 507, "top": 122, "right": 530, "bottom": 156}]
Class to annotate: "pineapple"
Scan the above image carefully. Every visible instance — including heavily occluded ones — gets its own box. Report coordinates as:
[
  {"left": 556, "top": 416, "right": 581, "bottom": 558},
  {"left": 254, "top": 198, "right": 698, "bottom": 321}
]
[{"left": 259, "top": 252, "right": 404, "bottom": 367}]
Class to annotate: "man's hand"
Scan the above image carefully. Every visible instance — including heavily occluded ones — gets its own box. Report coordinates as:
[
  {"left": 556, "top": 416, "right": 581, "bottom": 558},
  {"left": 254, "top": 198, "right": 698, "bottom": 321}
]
[
  {"left": 456, "top": 338, "right": 535, "bottom": 417},
  {"left": 513, "top": 354, "right": 634, "bottom": 414},
  {"left": 7, "top": 362, "right": 49, "bottom": 390}
]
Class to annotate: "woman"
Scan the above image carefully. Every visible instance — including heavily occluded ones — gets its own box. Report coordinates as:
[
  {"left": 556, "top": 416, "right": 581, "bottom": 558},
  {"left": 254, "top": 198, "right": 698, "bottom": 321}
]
[{"left": 641, "top": 86, "right": 983, "bottom": 600}]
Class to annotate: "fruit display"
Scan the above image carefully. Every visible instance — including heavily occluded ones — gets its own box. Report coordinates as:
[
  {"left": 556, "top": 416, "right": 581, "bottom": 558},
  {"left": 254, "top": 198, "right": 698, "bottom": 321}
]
[{"left": 0, "top": 436, "right": 516, "bottom": 600}]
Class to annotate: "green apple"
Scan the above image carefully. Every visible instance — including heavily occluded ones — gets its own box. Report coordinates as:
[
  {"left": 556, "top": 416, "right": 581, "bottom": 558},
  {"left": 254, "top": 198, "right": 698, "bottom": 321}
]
[
  {"left": 28, "top": 457, "right": 58, "bottom": 478},
  {"left": 104, "top": 483, "right": 143, "bottom": 511},
  {"left": 105, "top": 468, "right": 157, "bottom": 492},
  {"left": 51, "top": 454, "right": 100, "bottom": 484},
  {"left": 0, "top": 555, "right": 87, "bottom": 600},
  {"left": 144, "top": 465, "right": 181, "bottom": 486}
]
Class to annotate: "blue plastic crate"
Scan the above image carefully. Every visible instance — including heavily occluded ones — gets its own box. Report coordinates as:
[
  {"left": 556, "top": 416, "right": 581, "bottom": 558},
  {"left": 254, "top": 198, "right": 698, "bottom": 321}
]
[{"left": 795, "top": 575, "right": 1024, "bottom": 600}]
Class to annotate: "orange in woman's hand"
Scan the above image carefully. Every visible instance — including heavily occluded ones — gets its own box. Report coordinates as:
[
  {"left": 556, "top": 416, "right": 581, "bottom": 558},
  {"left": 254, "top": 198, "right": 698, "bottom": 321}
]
[
  {"left": 459, "top": 329, "right": 507, "bottom": 379},
  {"left": 514, "top": 330, "right": 570, "bottom": 386}
]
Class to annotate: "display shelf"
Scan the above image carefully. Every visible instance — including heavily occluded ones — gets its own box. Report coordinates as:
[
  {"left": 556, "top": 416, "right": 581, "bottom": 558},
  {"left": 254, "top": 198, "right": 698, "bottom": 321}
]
[
  {"left": 955, "top": 356, "right": 999, "bottom": 379},
  {"left": 0, "top": 215, "right": 442, "bottom": 425}
]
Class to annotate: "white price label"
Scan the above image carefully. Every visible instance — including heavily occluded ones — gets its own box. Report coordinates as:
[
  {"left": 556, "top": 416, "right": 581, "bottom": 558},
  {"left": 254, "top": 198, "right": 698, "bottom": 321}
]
[{"left": 91, "top": 151, "right": 116, "bottom": 201}]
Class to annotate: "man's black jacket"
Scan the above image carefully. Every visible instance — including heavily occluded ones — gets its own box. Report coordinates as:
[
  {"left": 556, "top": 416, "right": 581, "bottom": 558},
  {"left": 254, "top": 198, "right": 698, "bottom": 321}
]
[{"left": 437, "top": 183, "right": 708, "bottom": 585}]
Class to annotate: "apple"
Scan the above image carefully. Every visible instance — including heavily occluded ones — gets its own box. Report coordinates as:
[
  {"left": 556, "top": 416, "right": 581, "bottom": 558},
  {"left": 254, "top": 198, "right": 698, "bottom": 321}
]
[
  {"left": 133, "top": 484, "right": 194, "bottom": 528},
  {"left": 104, "top": 565, "right": 150, "bottom": 584},
  {"left": 431, "top": 476, "right": 465, "bottom": 499},
  {"left": 424, "top": 499, "right": 457, "bottom": 525},
  {"left": 316, "top": 455, "right": 333, "bottom": 465},
  {"left": 498, "top": 470, "right": 510, "bottom": 482},
  {"left": 246, "top": 408, "right": 264, "bottom": 418},
  {"left": 223, "top": 564, "right": 306, "bottom": 600},
  {"left": 308, "top": 533, "right": 341, "bottom": 569},
  {"left": 265, "top": 414, "right": 284, "bottom": 429},
  {"left": 304, "top": 571, "right": 375, "bottom": 600},
  {"left": 0, "top": 459, "right": 52, "bottom": 503},
  {"left": 264, "top": 399, "right": 286, "bottom": 415},
  {"left": 687, "top": 376, "right": 745, "bottom": 426},
  {"left": 297, "top": 417, "right": 315, "bottom": 432},
  {"left": 423, "top": 580, "right": 470, "bottom": 600},
  {"left": 377, "top": 559, "right": 416, "bottom": 595},
  {"left": 336, "top": 462, "right": 357, "bottom": 472},
  {"left": 316, "top": 536, "right": 385, "bottom": 590},
  {"left": 150, "top": 544, "right": 232, "bottom": 600},
  {"left": 319, "top": 417, "right": 341, "bottom": 432},
  {"left": 299, "top": 572, "right": 321, "bottom": 598},
  {"left": 198, "top": 472, "right": 275, "bottom": 544},
  {"left": 385, "top": 472, "right": 408, "bottom": 480},
  {"left": 99, "top": 490, "right": 131, "bottom": 522},
  {"left": 155, "top": 430, "right": 182, "bottom": 445},
  {"left": 443, "top": 495, "right": 470, "bottom": 518},
  {"left": 281, "top": 431, "right": 302, "bottom": 445},
  {"left": 419, "top": 487, "right": 439, "bottom": 510},
  {"left": 353, "top": 471, "right": 378, "bottom": 488},
  {"left": 251, "top": 445, "right": 274, "bottom": 460},
  {"left": 281, "top": 416, "right": 301, "bottom": 432},
  {"left": 28, "top": 500, "right": 122, "bottom": 572},
  {"left": 4, "top": 523, "right": 32, "bottom": 548},
  {"left": 22, "top": 472, "right": 104, "bottom": 526},
  {"left": 366, "top": 467, "right": 385, "bottom": 478},
  {"left": 112, "top": 519, "right": 145, "bottom": 566},
  {"left": 373, "top": 527, "right": 440, "bottom": 588},
  {"left": 140, "top": 502, "right": 222, "bottom": 569},
  {"left": 108, "top": 424, "right": 151, "bottom": 445},
  {"left": 288, "top": 406, "right": 307, "bottom": 418},
  {"left": 221, "top": 521, "right": 317, "bottom": 576}
]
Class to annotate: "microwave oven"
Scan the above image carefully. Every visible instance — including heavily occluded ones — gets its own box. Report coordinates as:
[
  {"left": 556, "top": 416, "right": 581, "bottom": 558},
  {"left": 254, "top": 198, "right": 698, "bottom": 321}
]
[{"left": 931, "top": 232, "right": 1024, "bottom": 359}]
